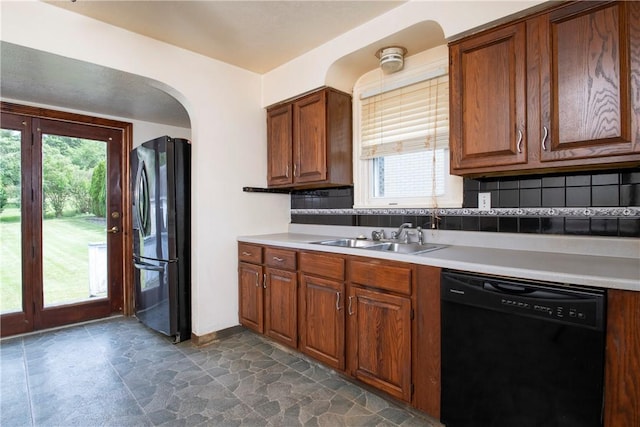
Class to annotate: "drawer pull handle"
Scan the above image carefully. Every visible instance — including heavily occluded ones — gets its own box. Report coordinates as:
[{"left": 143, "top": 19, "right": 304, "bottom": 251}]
[
  {"left": 263, "top": 273, "right": 267, "bottom": 289},
  {"left": 348, "top": 296, "right": 354, "bottom": 316},
  {"left": 285, "top": 165, "right": 289, "bottom": 178},
  {"left": 336, "top": 292, "right": 341, "bottom": 311},
  {"left": 242, "top": 251, "right": 252, "bottom": 256},
  {"left": 273, "top": 256, "right": 284, "bottom": 262},
  {"left": 516, "top": 129, "right": 523, "bottom": 153},
  {"left": 255, "top": 272, "right": 259, "bottom": 287},
  {"left": 542, "top": 126, "right": 548, "bottom": 151},
  {"left": 293, "top": 164, "right": 298, "bottom": 177}
]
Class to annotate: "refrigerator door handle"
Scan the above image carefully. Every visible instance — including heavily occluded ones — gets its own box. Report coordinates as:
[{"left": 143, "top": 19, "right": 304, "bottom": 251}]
[
  {"left": 134, "top": 161, "right": 151, "bottom": 237},
  {"left": 134, "top": 259, "right": 165, "bottom": 272}
]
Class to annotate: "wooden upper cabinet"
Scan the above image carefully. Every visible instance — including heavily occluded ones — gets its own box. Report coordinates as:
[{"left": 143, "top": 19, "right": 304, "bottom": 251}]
[
  {"left": 536, "top": 1, "right": 640, "bottom": 164},
  {"left": 449, "top": 0, "right": 640, "bottom": 177},
  {"left": 294, "top": 91, "right": 327, "bottom": 184},
  {"left": 266, "top": 104, "right": 293, "bottom": 186},
  {"left": 266, "top": 87, "right": 352, "bottom": 189},
  {"left": 450, "top": 22, "right": 528, "bottom": 171}
]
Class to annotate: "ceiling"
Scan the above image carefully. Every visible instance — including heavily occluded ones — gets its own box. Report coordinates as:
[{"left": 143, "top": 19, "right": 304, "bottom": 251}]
[
  {"left": 1, "top": 1, "right": 431, "bottom": 128},
  {"left": 45, "top": 0, "right": 407, "bottom": 74}
]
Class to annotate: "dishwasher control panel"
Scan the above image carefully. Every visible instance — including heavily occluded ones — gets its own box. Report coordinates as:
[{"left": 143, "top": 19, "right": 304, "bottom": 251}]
[
  {"left": 442, "top": 270, "right": 606, "bottom": 330},
  {"left": 501, "top": 298, "right": 589, "bottom": 320}
]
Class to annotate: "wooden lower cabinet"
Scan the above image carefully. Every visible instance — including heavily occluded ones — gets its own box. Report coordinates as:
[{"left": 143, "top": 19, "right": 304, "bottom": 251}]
[
  {"left": 299, "top": 251, "right": 346, "bottom": 370},
  {"left": 413, "top": 265, "right": 441, "bottom": 418},
  {"left": 347, "top": 258, "right": 413, "bottom": 403},
  {"left": 238, "top": 262, "right": 264, "bottom": 333},
  {"left": 238, "top": 243, "right": 264, "bottom": 334},
  {"left": 239, "top": 243, "right": 639, "bottom": 425},
  {"left": 264, "top": 267, "right": 297, "bottom": 348},
  {"left": 604, "top": 289, "right": 640, "bottom": 427},
  {"left": 299, "top": 274, "right": 345, "bottom": 370},
  {"left": 263, "top": 247, "right": 298, "bottom": 349},
  {"left": 238, "top": 243, "right": 298, "bottom": 348},
  {"left": 347, "top": 285, "right": 412, "bottom": 402}
]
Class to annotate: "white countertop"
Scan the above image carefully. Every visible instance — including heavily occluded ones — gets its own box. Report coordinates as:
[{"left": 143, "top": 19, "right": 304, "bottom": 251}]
[{"left": 238, "top": 228, "right": 640, "bottom": 292}]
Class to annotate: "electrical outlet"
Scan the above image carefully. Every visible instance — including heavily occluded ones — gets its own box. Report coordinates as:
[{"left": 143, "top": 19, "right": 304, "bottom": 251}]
[{"left": 478, "top": 192, "right": 491, "bottom": 211}]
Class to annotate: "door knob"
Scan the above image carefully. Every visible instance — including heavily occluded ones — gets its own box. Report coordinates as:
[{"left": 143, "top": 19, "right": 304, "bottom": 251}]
[{"left": 107, "top": 226, "right": 119, "bottom": 234}]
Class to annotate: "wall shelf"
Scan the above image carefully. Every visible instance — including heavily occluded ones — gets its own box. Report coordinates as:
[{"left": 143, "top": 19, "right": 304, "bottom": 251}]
[{"left": 242, "top": 186, "right": 291, "bottom": 194}]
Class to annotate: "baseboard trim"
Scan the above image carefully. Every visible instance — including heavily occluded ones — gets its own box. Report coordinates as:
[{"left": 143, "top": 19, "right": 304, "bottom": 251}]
[{"left": 191, "top": 325, "right": 245, "bottom": 346}]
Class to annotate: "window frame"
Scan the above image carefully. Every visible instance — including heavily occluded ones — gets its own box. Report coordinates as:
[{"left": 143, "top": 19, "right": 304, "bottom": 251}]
[{"left": 352, "top": 46, "right": 462, "bottom": 209}]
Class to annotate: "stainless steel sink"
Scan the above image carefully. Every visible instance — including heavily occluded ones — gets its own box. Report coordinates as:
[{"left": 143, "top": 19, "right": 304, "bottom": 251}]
[
  {"left": 311, "top": 238, "right": 446, "bottom": 254},
  {"left": 311, "top": 238, "right": 384, "bottom": 248},
  {"left": 364, "top": 242, "right": 446, "bottom": 254}
]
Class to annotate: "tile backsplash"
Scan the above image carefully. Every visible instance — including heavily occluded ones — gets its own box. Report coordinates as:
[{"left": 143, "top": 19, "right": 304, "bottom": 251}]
[{"left": 290, "top": 168, "right": 640, "bottom": 237}]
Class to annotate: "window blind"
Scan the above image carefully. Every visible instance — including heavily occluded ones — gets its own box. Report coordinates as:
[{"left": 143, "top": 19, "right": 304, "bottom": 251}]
[{"left": 360, "top": 75, "right": 449, "bottom": 159}]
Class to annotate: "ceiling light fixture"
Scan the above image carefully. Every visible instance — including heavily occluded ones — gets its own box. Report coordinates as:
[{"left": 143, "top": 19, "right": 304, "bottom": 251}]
[{"left": 376, "top": 46, "right": 407, "bottom": 74}]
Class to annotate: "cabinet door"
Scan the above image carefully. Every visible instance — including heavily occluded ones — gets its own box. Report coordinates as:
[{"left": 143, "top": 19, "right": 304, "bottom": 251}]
[
  {"left": 605, "top": 289, "right": 640, "bottom": 427},
  {"left": 537, "top": 1, "right": 640, "bottom": 163},
  {"left": 413, "top": 265, "right": 441, "bottom": 418},
  {"left": 238, "top": 262, "right": 263, "bottom": 333},
  {"left": 348, "top": 286, "right": 412, "bottom": 402},
  {"left": 267, "top": 104, "right": 293, "bottom": 186},
  {"left": 299, "top": 274, "right": 345, "bottom": 370},
  {"left": 264, "top": 267, "right": 297, "bottom": 348},
  {"left": 293, "top": 90, "right": 327, "bottom": 184},
  {"left": 450, "top": 22, "right": 528, "bottom": 173}
]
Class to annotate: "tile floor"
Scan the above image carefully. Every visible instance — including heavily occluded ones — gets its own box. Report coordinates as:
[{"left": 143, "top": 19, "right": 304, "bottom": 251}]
[{"left": 1, "top": 317, "right": 439, "bottom": 426}]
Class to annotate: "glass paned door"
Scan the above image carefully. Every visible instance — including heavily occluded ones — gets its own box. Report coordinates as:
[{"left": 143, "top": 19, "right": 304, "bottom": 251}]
[
  {"left": 0, "top": 129, "right": 23, "bottom": 314},
  {"left": 0, "top": 109, "right": 127, "bottom": 336},
  {"left": 41, "top": 134, "right": 108, "bottom": 307},
  {"left": 0, "top": 113, "right": 33, "bottom": 336}
]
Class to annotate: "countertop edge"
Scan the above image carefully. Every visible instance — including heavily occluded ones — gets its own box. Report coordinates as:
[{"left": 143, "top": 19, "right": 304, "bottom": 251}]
[{"left": 238, "top": 233, "right": 640, "bottom": 292}]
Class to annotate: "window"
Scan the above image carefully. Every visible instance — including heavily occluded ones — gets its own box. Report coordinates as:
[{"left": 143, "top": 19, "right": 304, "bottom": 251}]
[{"left": 353, "top": 46, "right": 462, "bottom": 209}]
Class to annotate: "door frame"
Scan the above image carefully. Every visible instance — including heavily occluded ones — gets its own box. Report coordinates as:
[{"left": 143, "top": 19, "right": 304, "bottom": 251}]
[{"left": 1, "top": 102, "right": 134, "bottom": 336}]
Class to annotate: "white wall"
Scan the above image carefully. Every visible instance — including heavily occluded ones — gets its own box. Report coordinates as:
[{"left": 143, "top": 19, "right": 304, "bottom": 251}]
[
  {"left": 0, "top": 98, "right": 191, "bottom": 147},
  {"left": 262, "top": 0, "right": 544, "bottom": 106},
  {"left": 1, "top": 1, "right": 291, "bottom": 336},
  {"left": 2, "top": 0, "right": 546, "bottom": 336}
]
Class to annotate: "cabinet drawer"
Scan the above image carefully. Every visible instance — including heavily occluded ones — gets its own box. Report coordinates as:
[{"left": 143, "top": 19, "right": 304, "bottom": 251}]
[
  {"left": 299, "top": 252, "right": 345, "bottom": 280},
  {"left": 264, "top": 247, "right": 297, "bottom": 270},
  {"left": 349, "top": 259, "right": 412, "bottom": 295},
  {"left": 238, "top": 243, "right": 262, "bottom": 264}
]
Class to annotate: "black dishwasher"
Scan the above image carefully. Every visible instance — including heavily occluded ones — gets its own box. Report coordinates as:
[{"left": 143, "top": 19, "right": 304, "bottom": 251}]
[{"left": 441, "top": 270, "right": 606, "bottom": 427}]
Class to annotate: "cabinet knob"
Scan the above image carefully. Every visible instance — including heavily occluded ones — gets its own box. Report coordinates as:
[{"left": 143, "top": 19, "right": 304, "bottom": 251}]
[
  {"left": 255, "top": 271, "right": 260, "bottom": 287},
  {"left": 348, "top": 296, "right": 354, "bottom": 316},
  {"left": 336, "top": 292, "right": 342, "bottom": 311},
  {"left": 263, "top": 273, "right": 267, "bottom": 289},
  {"left": 541, "top": 126, "right": 549, "bottom": 151},
  {"left": 273, "top": 256, "right": 284, "bottom": 262},
  {"left": 285, "top": 165, "right": 289, "bottom": 178},
  {"left": 517, "top": 129, "right": 523, "bottom": 153},
  {"left": 242, "top": 251, "right": 252, "bottom": 257}
]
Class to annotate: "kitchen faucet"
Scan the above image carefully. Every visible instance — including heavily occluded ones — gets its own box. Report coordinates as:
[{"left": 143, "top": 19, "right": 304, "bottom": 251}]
[
  {"left": 392, "top": 222, "right": 413, "bottom": 242},
  {"left": 410, "top": 226, "right": 424, "bottom": 245}
]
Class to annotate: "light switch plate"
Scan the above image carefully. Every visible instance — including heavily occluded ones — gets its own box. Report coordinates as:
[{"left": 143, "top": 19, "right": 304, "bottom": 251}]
[{"left": 479, "top": 192, "right": 491, "bottom": 211}]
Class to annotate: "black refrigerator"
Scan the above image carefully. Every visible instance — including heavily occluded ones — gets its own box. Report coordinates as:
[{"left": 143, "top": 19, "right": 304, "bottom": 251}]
[{"left": 131, "top": 136, "right": 191, "bottom": 342}]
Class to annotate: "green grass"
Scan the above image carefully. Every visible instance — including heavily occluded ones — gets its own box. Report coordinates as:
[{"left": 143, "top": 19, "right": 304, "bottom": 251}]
[
  {"left": 0, "top": 212, "right": 107, "bottom": 313},
  {"left": 0, "top": 206, "right": 20, "bottom": 223}
]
